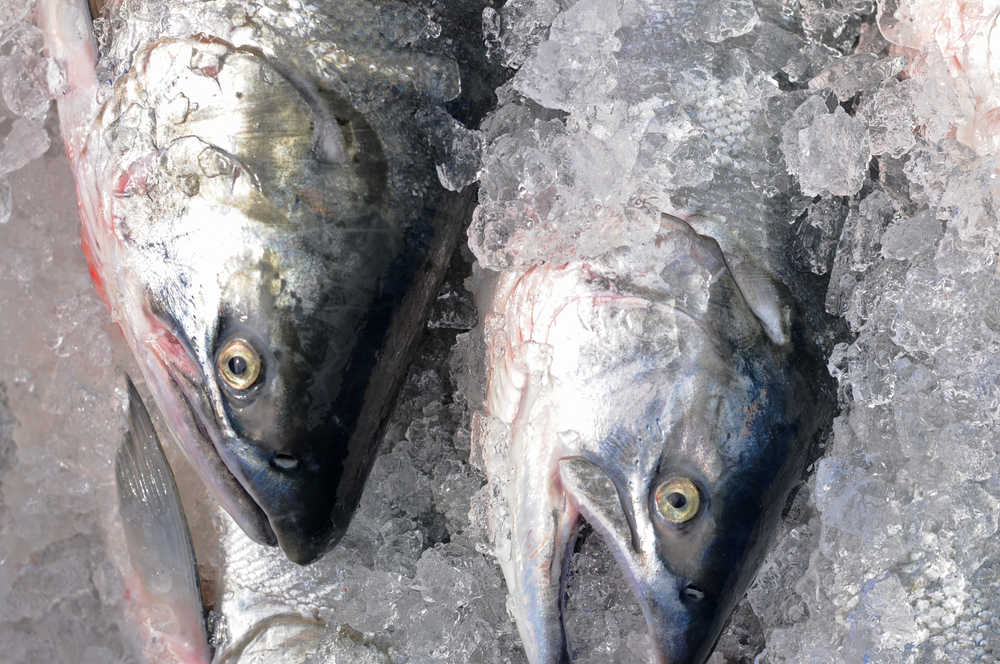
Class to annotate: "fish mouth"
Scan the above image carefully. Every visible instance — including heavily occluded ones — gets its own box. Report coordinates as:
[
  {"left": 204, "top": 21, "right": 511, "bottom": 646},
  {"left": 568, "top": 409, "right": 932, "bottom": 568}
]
[
  {"left": 165, "top": 370, "right": 278, "bottom": 548},
  {"left": 213, "top": 434, "right": 343, "bottom": 565},
  {"left": 166, "top": 366, "right": 344, "bottom": 564},
  {"left": 558, "top": 456, "right": 726, "bottom": 664}
]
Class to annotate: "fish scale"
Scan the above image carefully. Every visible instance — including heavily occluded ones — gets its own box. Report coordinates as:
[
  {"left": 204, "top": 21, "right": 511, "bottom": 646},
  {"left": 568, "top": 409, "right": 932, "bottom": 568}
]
[{"left": 906, "top": 556, "right": 1000, "bottom": 661}]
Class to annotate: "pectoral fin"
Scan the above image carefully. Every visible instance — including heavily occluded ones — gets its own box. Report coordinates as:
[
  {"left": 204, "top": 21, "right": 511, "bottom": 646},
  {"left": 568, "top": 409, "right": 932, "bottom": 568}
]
[{"left": 116, "top": 376, "right": 211, "bottom": 664}]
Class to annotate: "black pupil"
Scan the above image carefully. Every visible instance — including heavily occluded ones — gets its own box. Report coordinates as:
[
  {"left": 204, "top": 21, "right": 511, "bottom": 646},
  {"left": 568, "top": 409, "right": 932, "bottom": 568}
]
[
  {"left": 668, "top": 492, "right": 686, "bottom": 509},
  {"left": 228, "top": 355, "right": 248, "bottom": 376}
]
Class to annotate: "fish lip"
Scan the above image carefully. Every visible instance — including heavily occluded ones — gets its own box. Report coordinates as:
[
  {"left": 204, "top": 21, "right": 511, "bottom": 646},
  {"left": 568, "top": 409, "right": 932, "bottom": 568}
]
[
  {"left": 164, "top": 365, "right": 278, "bottom": 547},
  {"left": 215, "top": 434, "right": 343, "bottom": 566}
]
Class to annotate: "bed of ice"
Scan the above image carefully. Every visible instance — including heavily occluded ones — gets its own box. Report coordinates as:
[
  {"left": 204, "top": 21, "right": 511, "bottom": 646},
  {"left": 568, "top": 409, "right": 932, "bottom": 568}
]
[{"left": 0, "top": 0, "right": 998, "bottom": 663}]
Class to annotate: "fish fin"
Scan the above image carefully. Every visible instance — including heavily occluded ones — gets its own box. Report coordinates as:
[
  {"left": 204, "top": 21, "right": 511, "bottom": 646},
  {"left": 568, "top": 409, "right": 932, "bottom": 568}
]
[
  {"left": 722, "top": 257, "right": 792, "bottom": 347},
  {"left": 38, "top": 0, "right": 98, "bottom": 94},
  {"left": 39, "top": 0, "right": 100, "bottom": 165},
  {"left": 115, "top": 376, "right": 211, "bottom": 663},
  {"left": 670, "top": 213, "right": 792, "bottom": 346},
  {"left": 213, "top": 613, "right": 325, "bottom": 664}
]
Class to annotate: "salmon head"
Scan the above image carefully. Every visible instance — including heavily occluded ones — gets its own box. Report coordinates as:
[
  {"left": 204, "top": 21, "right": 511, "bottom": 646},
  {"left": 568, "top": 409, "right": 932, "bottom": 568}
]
[
  {"left": 107, "top": 40, "right": 402, "bottom": 564},
  {"left": 483, "top": 215, "right": 824, "bottom": 663},
  {"left": 39, "top": 0, "right": 454, "bottom": 564}
]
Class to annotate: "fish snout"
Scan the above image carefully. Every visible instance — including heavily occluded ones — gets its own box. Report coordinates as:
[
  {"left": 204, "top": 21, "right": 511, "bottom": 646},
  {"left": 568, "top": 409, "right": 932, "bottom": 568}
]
[
  {"left": 636, "top": 574, "right": 722, "bottom": 664},
  {"left": 558, "top": 456, "right": 727, "bottom": 664},
  {"left": 218, "top": 435, "right": 347, "bottom": 565}
]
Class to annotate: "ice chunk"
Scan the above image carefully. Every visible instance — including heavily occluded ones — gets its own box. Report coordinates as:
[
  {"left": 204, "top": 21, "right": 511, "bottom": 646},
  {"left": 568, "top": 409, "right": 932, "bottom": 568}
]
[
  {"left": 484, "top": 0, "right": 562, "bottom": 70},
  {"left": 814, "top": 456, "right": 901, "bottom": 540},
  {"left": 781, "top": 96, "right": 870, "bottom": 196},
  {"left": 791, "top": 196, "right": 848, "bottom": 275},
  {"left": 842, "top": 574, "right": 920, "bottom": 658},
  {"left": 469, "top": 110, "right": 661, "bottom": 270},
  {"left": 562, "top": 528, "right": 650, "bottom": 663},
  {"left": 907, "top": 47, "right": 972, "bottom": 146},
  {"left": 512, "top": 0, "right": 621, "bottom": 113},
  {"left": 747, "top": 521, "right": 815, "bottom": 627},
  {"left": 879, "top": 209, "right": 941, "bottom": 261},
  {"left": 808, "top": 53, "right": 905, "bottom": 101},
  {"left": 750, "top": 22, "right": 838, "bottom": 84},
  {"left": 674, "top": 0, "right": 760, "bottom": 43},
  {"left": 858, "top": 79, "right": 916, "bottom": 157},
  {"left": 780, "top": 95, "right": 831, "bottom": 179},
  {"left": 799, "top": 0, "right": 874, "bottom": 51},
  {"left": 0, "top": 24, "right": 54, "bottom": 120},
  {"left": 0, "top": 177, "right": 11, "bottom": 224},
  {"left": 0, "top": 0, "right": 34, "bottom": 32},
  {"left": 634, "top": 105, "right": 715, "bottom": 197},
  {"left": 418, "top": 107, "right": 484, "bottom": 192},
  {"left": 0, "top": 118, "right": 51, "bottom": 177}
]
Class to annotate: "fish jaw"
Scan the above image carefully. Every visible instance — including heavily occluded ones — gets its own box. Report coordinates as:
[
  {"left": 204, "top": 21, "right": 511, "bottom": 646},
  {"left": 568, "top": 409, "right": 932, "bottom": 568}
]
[
  {"left": 481, "top": 219, "right": 816, "bottom": 663},
  {"left": 211, "top": 434, "right": 345, "bottom": 565},
  {"left": 138, "top": 322, "right": 277, "bottom": 549}
]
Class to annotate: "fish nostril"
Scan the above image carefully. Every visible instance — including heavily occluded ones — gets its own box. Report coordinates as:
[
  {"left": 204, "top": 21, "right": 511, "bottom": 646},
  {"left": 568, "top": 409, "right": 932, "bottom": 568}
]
[
  {"left": 682, "top": 584, "right": 705, "bottom": 602},
  {"left": 271, "top": 453, "right": 299, "bottom": 471}
]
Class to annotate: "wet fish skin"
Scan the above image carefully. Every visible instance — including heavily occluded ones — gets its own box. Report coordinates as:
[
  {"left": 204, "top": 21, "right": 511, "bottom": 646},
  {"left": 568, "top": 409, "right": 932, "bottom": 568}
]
[
  {"left": 41, "top": 0, "right": 479, "bottom": 564},
  {"left": 478, "top": 214, "right": 822, "bottom": 663}
]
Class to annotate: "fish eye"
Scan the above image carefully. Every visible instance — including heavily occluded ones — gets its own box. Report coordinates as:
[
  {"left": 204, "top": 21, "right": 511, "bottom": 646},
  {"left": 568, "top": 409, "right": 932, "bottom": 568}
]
[
  {"left": 217, "top": 338, "right": 262, "bottom": 391},
  {"left": 654, "top": 477, "right": 701, "bottom": 524}
]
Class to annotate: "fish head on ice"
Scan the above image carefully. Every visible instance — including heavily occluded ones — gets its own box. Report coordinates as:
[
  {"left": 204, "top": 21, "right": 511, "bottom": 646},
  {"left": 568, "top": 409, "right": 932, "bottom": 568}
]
[
  {"left": 556, "top": 226, "right": 816, "bottom": 663},
  {"left": 126, "top": 41, "right": 398, "bottom": 565},
  {"left": 64, "top": 35, "right": 404, "bottom": 564},
  {"left": 487, "top": 216, "right": 819, "bottom": 663}
]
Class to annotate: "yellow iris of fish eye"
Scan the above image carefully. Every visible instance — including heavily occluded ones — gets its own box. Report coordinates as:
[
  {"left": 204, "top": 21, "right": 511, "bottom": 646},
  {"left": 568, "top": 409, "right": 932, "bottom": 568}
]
[
  {"left": 217, "top": 338, "right": 261, "bottom": 391},
  {"left": 654, "top": 477, "right": 701, "bottom": 524}
]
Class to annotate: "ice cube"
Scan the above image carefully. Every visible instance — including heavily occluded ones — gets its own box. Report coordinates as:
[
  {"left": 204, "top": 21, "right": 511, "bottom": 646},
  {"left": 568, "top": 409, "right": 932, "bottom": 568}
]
[
  {"left": 0, "top": 118, "right": 51, "bottom": 177},
  {"left": 781, "top": 97, "right": 870, "bottom": 196}
]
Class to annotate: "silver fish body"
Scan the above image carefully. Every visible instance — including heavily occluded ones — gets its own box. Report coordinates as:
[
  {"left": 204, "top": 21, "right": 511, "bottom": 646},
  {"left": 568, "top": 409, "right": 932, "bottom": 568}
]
[
  {"left": 42, "top": 0, "right": 490, "bottom": 563},
  {"left": 476, "top": 213, "right": 829, "bottom": 663}
]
